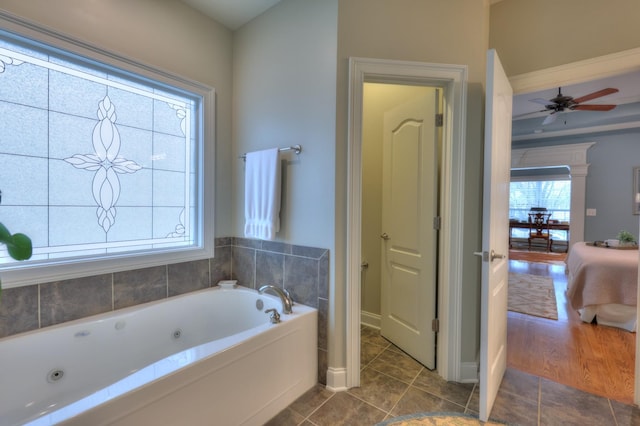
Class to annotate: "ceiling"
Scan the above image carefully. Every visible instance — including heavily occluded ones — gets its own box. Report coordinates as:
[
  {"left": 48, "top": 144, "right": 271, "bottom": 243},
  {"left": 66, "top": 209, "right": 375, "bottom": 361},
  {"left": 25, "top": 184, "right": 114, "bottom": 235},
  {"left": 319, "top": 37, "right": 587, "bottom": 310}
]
[
  {"left": 180, "top": 0, "right": 282, "bottom": 30},
  {"left": 512, "top": 70, "right": 640, "bottom": 141},
  {"left": 513, "top": 70, "right": 640, "bottom": 119}
]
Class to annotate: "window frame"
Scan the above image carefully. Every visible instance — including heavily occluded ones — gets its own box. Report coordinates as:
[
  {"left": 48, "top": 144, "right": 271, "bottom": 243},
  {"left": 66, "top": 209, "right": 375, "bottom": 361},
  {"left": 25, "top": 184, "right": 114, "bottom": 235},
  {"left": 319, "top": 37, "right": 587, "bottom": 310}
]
[
  {"left": 509, "top": 174, "right": 572, "bottom": 222},
  {"left": 0, "top": 12, "right": 215, "bottom": 288}
]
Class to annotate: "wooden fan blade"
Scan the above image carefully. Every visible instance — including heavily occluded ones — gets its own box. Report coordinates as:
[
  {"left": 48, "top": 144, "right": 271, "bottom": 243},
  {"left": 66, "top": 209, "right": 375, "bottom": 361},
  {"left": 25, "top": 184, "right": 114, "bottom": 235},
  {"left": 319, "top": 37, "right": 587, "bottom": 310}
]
[
  {"left": 572, "top": 88, "right": 618, "bottom": 104},
  {"left": 571, "top": 104, "right": 617, "bottom": 111}
]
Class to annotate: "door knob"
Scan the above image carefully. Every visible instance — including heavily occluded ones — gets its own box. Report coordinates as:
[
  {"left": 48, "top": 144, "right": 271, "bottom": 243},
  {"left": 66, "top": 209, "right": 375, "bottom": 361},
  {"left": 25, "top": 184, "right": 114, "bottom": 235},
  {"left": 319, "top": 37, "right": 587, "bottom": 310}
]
[
  {"left": 380, "top": 233, "right": 390, "bottom": 240},
  {"left": 490, "top": 250, "right": 505, "bottom": 261},
  {"left": 473, "top": 250, "right": 505, "bottom": 262}
]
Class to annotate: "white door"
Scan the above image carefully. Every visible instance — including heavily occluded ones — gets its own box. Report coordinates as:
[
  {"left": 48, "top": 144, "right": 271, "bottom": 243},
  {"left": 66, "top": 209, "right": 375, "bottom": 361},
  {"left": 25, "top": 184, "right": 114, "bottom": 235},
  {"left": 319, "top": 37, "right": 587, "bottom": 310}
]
[
  {"left": 380, "top": 90, "right": 438, "bottom": 369},
  {"left": 479, "top": 49, "right": 512, "bottom": 421}
]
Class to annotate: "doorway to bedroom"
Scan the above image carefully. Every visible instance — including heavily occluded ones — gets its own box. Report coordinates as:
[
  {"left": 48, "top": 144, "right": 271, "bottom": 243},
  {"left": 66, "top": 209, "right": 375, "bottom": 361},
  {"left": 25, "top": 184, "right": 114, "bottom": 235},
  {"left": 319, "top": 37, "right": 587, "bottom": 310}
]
[{"left": 506, "top": 60, "right": 639, "bottom": 405}]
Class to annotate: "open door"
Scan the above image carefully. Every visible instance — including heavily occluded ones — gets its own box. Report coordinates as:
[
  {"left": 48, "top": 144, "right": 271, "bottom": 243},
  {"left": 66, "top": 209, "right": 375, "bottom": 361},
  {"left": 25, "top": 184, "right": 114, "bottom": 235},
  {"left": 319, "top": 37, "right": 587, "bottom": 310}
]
[
  {"left": 478, "top": 49, "right": 512, "bottom": 421},
  {"left": 380, "top": 91, "right": 438, "bottom": 369}
]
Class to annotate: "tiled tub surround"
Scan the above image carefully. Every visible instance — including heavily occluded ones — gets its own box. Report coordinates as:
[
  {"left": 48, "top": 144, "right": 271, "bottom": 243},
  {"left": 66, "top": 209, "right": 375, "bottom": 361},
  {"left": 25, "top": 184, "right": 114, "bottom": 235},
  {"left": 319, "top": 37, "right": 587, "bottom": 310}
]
[
  {"left": 1, "top": 286, "right": 317, "bottom": 425},
  {"left": 0, "top": 237, "right": 329, "bottom": 384}
]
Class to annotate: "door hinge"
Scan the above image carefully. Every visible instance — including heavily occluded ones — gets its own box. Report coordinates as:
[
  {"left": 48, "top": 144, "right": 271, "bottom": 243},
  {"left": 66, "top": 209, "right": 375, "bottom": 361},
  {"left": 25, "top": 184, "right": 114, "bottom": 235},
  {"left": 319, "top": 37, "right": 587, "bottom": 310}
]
[
  {"left": 432, "top": 318, "right": 439, "bottom": 333},
  {"left": 433, "top": 216, "right": 441, "bottom": 230},
  {"left": 435, "top": 113, "right": 444, "bottom": 127}
]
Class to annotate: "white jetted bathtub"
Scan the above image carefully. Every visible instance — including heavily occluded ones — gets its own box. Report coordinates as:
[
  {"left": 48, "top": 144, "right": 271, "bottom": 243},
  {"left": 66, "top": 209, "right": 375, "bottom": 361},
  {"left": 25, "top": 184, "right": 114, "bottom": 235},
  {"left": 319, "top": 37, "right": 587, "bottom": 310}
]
[{"left": 0, "top": 285, "right": 317, "bottom": 426}]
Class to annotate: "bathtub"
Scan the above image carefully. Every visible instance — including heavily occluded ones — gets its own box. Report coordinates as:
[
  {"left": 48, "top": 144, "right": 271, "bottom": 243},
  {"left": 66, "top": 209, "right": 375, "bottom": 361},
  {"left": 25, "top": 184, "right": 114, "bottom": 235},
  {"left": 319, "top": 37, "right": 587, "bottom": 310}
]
[{"left": 0, "top": 285, "right": 317, "bottom": 426}]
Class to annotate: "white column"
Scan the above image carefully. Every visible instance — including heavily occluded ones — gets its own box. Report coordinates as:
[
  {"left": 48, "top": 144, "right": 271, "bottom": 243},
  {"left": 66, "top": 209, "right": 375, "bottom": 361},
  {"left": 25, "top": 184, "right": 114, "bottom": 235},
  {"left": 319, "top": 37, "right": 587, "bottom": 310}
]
[{"left": 568, "top": 164, "right": 589, "bottom": 250}]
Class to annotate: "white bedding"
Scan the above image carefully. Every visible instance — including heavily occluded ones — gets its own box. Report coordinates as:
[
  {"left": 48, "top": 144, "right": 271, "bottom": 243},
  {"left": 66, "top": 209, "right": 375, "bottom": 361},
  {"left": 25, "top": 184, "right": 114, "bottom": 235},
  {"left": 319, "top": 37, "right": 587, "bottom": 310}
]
[{"left": 566, "top": 242, "right": 639, "bottom": 331}]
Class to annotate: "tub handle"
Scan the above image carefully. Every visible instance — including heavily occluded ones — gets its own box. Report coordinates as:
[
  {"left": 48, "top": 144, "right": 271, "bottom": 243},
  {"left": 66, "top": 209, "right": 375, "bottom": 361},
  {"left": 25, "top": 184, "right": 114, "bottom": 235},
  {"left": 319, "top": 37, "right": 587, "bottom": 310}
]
[{"left": 265, "top": 308, "right": 281, "bottom": 324}]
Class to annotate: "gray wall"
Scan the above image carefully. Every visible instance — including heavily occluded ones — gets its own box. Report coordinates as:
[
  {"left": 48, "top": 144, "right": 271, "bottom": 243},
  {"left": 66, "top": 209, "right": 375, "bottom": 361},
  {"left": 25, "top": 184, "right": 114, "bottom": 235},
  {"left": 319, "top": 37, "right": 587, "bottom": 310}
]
[
  {"left": 232, "top": 0, "right": 339, "bottom": 371},
  {"left": 585, "top": 133, "right": 640, "bottom": 240},
  {"left": 513, "top": 130, "right": 640, "bottom": 242},
  {"left": 231, "top": 0, "right": 338, "bottom": 248}
]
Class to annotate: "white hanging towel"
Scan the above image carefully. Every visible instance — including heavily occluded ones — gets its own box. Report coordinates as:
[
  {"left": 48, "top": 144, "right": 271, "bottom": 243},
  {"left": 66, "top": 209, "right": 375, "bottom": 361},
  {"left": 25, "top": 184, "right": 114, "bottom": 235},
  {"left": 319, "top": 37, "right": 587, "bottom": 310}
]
[{"left": 244, "top": 148, "right": 281, "bottom": 240}]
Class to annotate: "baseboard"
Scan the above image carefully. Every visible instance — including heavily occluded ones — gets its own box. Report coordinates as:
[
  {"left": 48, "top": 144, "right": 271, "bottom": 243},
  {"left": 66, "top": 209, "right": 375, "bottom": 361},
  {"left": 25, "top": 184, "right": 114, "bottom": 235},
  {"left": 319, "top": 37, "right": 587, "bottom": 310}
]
[
  {"left": 325, "top": 367, "right": 348, "bottom": 392},
  {"left": 458, "top": 361, "right": 479, "bottom": 383},
  {"left": 361, "top": 311, "right": 381, "bottom": 329}
]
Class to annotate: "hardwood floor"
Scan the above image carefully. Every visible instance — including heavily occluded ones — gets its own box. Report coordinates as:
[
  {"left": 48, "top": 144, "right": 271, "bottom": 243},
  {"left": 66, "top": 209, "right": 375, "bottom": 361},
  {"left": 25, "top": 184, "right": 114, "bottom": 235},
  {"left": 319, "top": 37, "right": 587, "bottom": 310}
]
[{"left": 507, "top": 250, "right": 636, "bottom": 405}]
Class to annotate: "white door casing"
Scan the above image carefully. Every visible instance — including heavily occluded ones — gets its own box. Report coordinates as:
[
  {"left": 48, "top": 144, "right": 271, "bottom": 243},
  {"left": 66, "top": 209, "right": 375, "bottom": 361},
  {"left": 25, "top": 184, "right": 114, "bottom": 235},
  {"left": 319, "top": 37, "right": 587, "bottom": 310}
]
[
  {"left": 346, "top": 57, "right": 467, "bottom": 389},
  {"left": 380, "top": 92, "right": 437, "bottom": 369},
  {"left": 479, "top": 49, "right": 512, "bottom": 422}
]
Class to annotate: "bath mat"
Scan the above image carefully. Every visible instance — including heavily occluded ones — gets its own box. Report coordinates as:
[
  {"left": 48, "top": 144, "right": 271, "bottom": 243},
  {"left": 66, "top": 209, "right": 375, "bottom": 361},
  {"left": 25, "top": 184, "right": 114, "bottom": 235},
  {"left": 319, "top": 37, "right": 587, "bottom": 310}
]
[
  {"left": 508, "top": 272, "right": 558, "bottom": 320},
  {"left": 376, "top": 412, "right": 508, "bottom": 425}
]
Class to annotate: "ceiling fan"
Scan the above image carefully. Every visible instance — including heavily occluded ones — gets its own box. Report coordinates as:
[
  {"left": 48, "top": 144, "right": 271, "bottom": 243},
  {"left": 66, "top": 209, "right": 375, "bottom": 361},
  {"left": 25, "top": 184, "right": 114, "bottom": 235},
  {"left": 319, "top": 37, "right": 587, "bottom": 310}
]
[{"left": 528, "top": 87, "right": 619, "bottom": 125}]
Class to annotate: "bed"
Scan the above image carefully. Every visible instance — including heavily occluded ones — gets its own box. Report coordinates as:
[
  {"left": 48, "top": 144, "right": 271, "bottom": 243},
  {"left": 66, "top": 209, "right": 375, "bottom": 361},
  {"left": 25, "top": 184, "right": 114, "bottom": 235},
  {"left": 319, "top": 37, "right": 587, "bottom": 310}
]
[{"left": 566, "top": 241, "right": 639, "bottom": 331}]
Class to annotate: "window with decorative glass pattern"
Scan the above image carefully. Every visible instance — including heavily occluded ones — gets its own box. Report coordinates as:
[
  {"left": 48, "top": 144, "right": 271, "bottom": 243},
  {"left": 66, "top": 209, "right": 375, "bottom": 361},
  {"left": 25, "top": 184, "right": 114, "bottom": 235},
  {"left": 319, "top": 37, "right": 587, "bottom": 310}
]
[{"left": 0, "top": 23, "right": 214, "bottom": 286}]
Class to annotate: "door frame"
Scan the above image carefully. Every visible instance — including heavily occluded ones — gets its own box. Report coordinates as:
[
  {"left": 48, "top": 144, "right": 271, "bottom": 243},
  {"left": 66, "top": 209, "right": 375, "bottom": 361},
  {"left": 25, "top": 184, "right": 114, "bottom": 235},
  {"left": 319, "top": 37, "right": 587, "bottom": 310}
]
[
  {"left": 506, "top": 46, "right": 640, "bottom": 405},
  {"left": 346, "top": 57, "right": 468, "bottom": 387}
]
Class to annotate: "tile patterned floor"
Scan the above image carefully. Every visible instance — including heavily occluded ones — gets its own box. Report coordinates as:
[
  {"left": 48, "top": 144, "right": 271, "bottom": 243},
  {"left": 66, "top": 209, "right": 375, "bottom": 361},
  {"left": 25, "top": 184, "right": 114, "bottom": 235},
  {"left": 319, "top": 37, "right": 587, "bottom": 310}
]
[{"left": 266, "top": 326, "right": 640, "bottom": 426}]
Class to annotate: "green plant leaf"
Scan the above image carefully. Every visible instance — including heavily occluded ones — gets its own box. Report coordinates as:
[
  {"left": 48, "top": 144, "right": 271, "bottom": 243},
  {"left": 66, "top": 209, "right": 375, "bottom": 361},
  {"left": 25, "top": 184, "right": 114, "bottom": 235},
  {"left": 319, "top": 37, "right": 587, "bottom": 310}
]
[
  {"left": 7, "top": 233, "right": 33, "bottom": 260},
  {"left": 0, "top": 223, "right": 33, "bottom": 299},
  {"left": 0, "top": 222, "right": 11, "bottom": 245},
  {"left": 617, "top": 230, "right": 636, "bottom": 243},
  {"left": 0, "top": 223, "right": 33, "bottom": 261}
]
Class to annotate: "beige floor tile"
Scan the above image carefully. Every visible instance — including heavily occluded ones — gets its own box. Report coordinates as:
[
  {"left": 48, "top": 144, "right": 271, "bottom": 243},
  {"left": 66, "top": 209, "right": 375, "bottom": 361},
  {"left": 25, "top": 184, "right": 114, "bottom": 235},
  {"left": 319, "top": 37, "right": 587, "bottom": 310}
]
[
  {"left": 308, "top": 392, "right": 386, "bottom": 426},
  {"left": 368, "top": 347, "right": 423, "bottom": 384},
  {"left": 412, "top": 368, "right": 474, "bottom": 407},
  {"left": 289, "top": 384, "right": 335, "bottom": 417},
  {"left": 391, "top": 386, "right": 465, "bottom": 418},
  {"left": 348, "top": 366, "right": 410, "bottom": 411}
]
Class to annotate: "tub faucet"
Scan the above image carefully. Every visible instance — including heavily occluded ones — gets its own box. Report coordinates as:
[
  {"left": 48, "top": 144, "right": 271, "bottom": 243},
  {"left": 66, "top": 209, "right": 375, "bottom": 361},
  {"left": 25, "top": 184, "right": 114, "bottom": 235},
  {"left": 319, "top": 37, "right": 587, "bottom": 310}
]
[
  {"left": 265, "top": 308, "right": 281, "bottom": 324},
  {"left": 258, "top": 285, "right": 293, "bottom": 314}
]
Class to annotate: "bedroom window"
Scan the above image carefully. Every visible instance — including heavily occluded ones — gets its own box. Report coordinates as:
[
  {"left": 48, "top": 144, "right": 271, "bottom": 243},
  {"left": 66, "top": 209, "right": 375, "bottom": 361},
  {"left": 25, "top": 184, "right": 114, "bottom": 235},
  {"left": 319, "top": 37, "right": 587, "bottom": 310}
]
[
  {"left": 509, "top": 179, "right": 571, "bottom": 222},
  {"left": 0, "top": 22, "right": 214, "bottom": 287},
  {"left": 509, "top": 179, "right": 571, "bottom": 242}
]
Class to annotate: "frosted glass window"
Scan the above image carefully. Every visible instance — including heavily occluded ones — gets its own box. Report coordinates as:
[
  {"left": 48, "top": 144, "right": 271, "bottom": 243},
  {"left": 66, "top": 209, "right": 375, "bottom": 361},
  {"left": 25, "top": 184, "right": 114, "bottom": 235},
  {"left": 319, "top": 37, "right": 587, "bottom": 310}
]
[{"left": 0, "top": 26, "right": 211, "bottom": 275}]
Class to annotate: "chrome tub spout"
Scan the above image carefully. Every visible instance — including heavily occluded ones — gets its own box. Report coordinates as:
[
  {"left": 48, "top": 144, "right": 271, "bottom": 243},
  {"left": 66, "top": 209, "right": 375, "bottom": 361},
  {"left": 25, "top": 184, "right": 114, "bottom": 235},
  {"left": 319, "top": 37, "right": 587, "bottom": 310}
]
[{"left": 258, "top": 285, "right": 293, "bottom": 314}]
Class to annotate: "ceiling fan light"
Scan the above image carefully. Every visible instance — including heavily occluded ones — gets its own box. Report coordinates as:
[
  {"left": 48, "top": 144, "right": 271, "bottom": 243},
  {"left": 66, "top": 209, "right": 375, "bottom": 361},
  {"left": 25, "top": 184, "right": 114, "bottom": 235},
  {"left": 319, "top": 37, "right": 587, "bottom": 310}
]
[{"left": 542, "top": 113, "right": 558, "bottom": 125}]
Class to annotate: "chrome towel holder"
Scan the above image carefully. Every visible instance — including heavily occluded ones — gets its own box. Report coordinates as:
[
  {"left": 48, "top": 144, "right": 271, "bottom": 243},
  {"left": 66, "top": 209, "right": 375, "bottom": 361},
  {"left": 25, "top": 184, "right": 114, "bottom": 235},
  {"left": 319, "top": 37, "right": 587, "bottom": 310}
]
[{"left": 239, "top": 144, "right": 302, "bottom": 160}]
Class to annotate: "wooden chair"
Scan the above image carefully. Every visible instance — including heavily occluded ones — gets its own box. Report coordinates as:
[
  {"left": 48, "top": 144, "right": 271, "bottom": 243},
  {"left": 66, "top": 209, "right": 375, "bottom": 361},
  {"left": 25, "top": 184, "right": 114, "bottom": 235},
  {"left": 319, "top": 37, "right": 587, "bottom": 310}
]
[{"left": 528, "top": 211, "right": 552, "bottom": 252}]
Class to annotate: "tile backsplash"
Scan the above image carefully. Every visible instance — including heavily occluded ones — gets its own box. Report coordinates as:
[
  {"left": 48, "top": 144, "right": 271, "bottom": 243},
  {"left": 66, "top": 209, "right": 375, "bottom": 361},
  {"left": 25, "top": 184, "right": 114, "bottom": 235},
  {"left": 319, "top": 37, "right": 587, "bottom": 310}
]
[{"left": 0, "top": 237, "right": 329, "bottom": 384}]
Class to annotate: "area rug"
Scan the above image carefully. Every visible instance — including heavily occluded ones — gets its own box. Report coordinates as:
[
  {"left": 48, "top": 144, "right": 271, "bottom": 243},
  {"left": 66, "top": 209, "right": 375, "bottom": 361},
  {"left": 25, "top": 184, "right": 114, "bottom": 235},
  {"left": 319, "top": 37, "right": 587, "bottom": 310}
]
[
  {"left": 375, "top": 412, "right": 508, "bottom": 425},
  {"left": 508, "top": 272, "right": 558, "bottom": 320}
]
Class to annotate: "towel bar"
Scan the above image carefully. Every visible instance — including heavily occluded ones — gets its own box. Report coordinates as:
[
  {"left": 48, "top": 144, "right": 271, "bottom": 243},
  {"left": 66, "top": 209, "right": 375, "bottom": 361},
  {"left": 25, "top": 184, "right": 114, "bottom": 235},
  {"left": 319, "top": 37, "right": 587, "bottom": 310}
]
[{"left": 239, "top": 144, "right": 302, "bottom": 160}]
